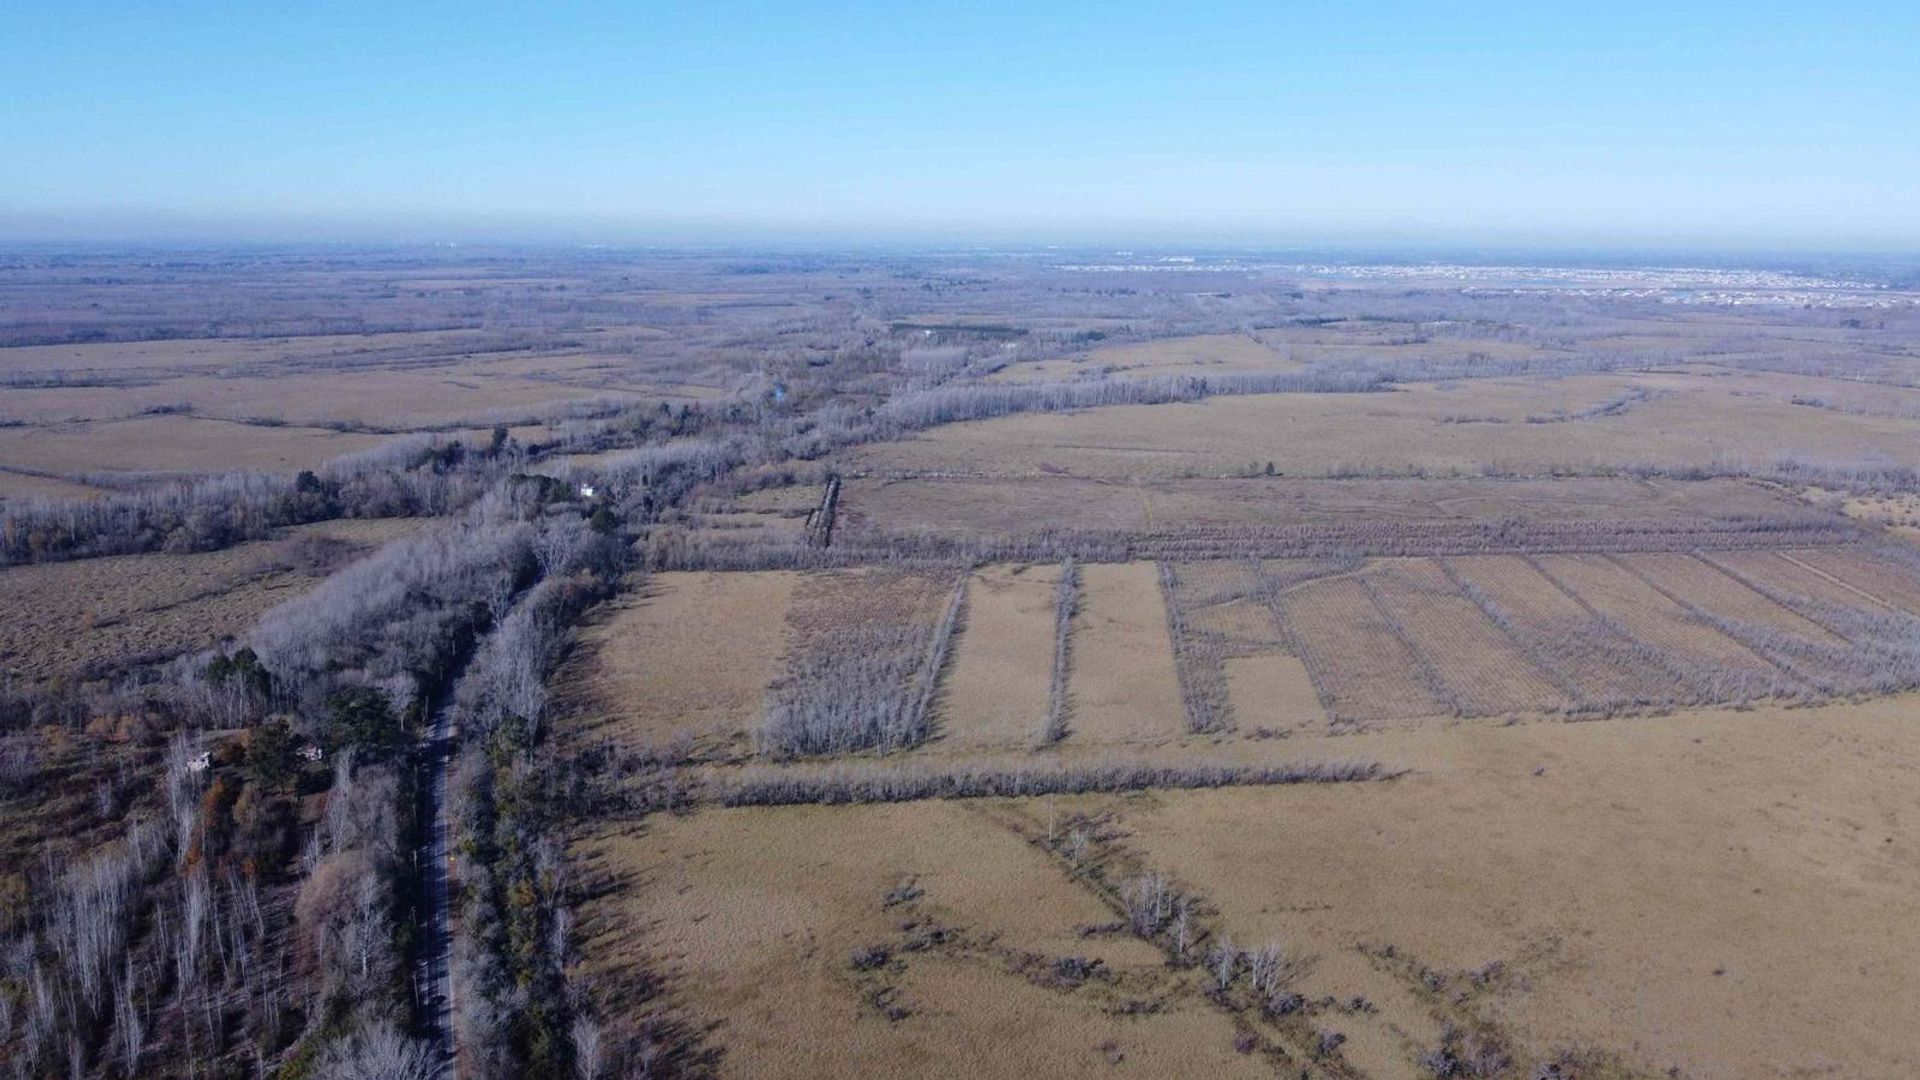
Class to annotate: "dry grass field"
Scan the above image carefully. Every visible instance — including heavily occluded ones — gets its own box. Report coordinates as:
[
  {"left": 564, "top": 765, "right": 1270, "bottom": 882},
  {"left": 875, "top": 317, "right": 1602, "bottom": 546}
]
[
  {"left": 559, "top": 571, "right": 801, "bottom": 757},
  {"left": 563, "top": 539, "right": 1920, "bottom": 764},
  {"left": 936, "top": 564, "right": 1062, "bottom": 748},
  {"left": 831, "top": 474, "right": 1833, "bottom": 553},
  {"left": 849, "top": 369, "right": 1920, "bottom": 481},
  {"left": 575, "top": 698, "right": 1920, "bottom": 1080}
]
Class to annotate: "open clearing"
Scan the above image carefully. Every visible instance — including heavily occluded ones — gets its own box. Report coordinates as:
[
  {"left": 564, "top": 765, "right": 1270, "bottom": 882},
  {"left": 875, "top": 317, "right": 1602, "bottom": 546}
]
[{"left": 831, "top": 474, "right": 1842, "bottom": 558}]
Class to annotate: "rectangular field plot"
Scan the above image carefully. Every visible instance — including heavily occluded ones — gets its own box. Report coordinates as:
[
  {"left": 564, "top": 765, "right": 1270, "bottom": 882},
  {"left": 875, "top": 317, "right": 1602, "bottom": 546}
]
[
  {"left": 1441, "top": 555, "right": 1671, "bottom": 705},
  {"left": 1224, "top": 653, "right": 1329, "bottom": 733},
  {"left": 1702, "top": 550, "right": 1897, "bottom": 614},
  {"left": 1784, "top": 547, "right": 1920, "bottom": 616},
  {"left": 1532, "top": 554, "right": 1775, "bottom": 674},
  {"left": 562, "top": 571, "right": 798, "bottom": 752},
  {"left": 1277, "top": 576, "right": 1448, "bottom": 724},
  {"left": 1616, "top": 552, "right": 1842, "bottom": 645},
  {"left": 761, "top": 568, "right": 962, "bottom": 758},
  {"left": 1366, "top": 560, "right": 1572, "bottom": 716},
  {"left": 936, "top": 564, "right": 1060, "bottom": 748},
  {"left": 1066, "top": 562, "right": 1186, "bottom": 742}
]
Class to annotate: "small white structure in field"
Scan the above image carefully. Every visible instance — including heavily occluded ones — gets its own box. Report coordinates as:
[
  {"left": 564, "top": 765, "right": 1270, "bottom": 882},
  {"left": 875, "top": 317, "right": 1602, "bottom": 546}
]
[
  {"left": 187, "top": 751, "right": 213, "bottom": 773},
  {"left": 578, "top": 484, "right": 596, "bottom": 499},
  {"left": 297, "top": 743, "right": 324, "bottom": 763}
]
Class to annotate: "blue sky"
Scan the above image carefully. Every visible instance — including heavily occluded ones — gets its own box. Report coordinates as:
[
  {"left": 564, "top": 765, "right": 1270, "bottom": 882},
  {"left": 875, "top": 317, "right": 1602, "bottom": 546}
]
[{"left": 2, "top": 2, "right": 1916, "bottom": 248}]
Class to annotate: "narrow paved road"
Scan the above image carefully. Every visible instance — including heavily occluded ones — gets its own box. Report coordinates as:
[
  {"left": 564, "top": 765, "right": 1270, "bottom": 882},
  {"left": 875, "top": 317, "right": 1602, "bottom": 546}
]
[{"left": 414, "top": 693, "right": 457, "bottom": 1072}]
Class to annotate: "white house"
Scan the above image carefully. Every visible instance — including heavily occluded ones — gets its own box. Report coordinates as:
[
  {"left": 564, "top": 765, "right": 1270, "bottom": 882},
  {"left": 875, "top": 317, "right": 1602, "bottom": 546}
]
[
  {"left": 186, "top": 751, "right": 213, "bottom": 773},
  {"left": 579, "top": 484, "right": 596, "bottom": 499}
]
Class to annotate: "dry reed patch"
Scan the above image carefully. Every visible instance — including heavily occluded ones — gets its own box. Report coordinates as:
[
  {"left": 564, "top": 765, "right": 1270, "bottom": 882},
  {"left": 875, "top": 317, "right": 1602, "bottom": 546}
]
[
  {"left": 1277, "top": 576, "right": 1447, "bottom": 725},
  {"left": 573, "top": 801, "right": 1250, "bottom": 1080},
  {"left": 1615, "top": 552, "right": 1842, "bottom": 645},
  {"left": 1367, "top": 560, "right": 1572, "bottom": 716},
  {"left": 562, "top": 571, "right": 798, "bottom": 753},
  {"left": 1066, "top": 563, "right": 1186, "bottom": 743},
  {"left": 1108, "top": 698, "right": 1920, "bottom": 1080},
  {"left": 937, "top": 564, "right": 1060, "bottom": 748}
]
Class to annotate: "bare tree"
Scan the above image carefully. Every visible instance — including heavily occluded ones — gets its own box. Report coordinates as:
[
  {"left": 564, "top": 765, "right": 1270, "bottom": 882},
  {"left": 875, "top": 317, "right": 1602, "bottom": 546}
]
[{"left": 318, "top": 1020, "right": 440, "bottom": 1080}]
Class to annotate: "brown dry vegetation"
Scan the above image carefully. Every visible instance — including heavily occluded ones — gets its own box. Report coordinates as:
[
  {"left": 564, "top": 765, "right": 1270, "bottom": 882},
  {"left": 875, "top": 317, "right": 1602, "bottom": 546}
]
[
  {"left": 935, "top": 564, "right": 1061, "bottom": 748},
  {"left": 1056, "top": 563, "right": 1186, "bottom": 744},
  {"left": 558, "top": 571, "right": 800, "bottom": 757}
]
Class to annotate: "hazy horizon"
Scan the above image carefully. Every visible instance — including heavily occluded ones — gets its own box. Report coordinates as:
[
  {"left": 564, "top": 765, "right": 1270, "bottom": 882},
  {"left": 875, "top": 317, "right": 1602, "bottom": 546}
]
[{"left": 5, "top": 2, "right": 1917, "bottom": 251}]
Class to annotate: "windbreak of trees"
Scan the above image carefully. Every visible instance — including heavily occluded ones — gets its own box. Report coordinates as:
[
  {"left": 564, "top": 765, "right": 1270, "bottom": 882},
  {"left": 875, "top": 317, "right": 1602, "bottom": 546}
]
[
  {"left": 1158, "top": 561, "right": 1233, "bottom": 734},
  {"left": 450, "top": 568, "right": 618, "bottom": 1080},
  {"left": 1038, "top": 559, "right": 1079, "bottom": 747},
  {"left": 247, "top": 519, "right": 538, "bottom": 728},
  {"left": 719, "top": 758, "right": 1394, "bottom": 808},
  {"left": 867, "top": 368, "right": 1386, "bottom": 432}
]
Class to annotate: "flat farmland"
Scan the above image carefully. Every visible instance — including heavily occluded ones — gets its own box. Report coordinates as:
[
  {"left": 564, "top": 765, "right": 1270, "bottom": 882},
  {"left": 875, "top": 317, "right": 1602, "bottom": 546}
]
[
  {"left": 1365, "top": 560, "right": 1572, "bottom": 716},
  {"left": 577, "top": 540, "right": 1920, "bottom": 774},
  {"left": 831, "top": 474, "right": 1843, "bottom": 560},
  {"left": 1531, "top": 555, "right": 1772, "bottom": 670},
  {"left": 1276, "top": 575, "right": 1449, "bottom": 725},
  {"left": 1441, "top": 555, "right": 1676, "bottom": 706},
  {"left": 1614, "top": 551, "right": 1841, "bottom": 644},
  {"left": 574, "top": 800, "right": 1255, "bottom": 1079},
  {"left": 0, "top": 414, "right": 396, "bottom": 476},
  {"left": 1782, "top": 546, "right": 1920, "bottom": 615},
  {"left": 988, "top": 332, "right": 1301, "bottom": 383},
  {"left": 846, "top": 370, "right": 1920, "bottom": 481},
  {"left": 558, "top": 571, "right": 800, "bottom": 756},
  {"left": 1059, "top": 563, "right": 1186, "bottom": 743}
]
